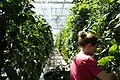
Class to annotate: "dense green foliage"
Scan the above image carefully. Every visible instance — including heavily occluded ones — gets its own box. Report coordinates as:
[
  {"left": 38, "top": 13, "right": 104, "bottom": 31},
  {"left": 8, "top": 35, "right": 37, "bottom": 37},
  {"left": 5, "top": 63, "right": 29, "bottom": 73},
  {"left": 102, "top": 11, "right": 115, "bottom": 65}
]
[
  {"left": 0, "top": 0, "right": 54, "bottom": 80},
  {"left": 56, "top": 0, "right": 120, "bottom": 79}
]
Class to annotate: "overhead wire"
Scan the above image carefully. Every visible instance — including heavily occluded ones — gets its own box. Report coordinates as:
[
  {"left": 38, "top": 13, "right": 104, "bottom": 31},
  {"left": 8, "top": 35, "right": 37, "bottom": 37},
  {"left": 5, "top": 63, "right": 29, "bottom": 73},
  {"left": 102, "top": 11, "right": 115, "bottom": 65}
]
[
  {"left": 60, "top": 0, "right": 66, "bottom": 28},
  {"left": 40, "top": 0, "right": 46, "bottom": 18}
]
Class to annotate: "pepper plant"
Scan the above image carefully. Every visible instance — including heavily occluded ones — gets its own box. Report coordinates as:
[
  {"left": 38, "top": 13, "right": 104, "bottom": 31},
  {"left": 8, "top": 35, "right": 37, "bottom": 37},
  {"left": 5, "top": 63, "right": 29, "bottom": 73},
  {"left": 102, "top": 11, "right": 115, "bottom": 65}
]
[
  {"left": 56, "top": 0, "right": 120, "bottom": 79},
  {"left": 0, "top": 0, "right": 54, "bottom": 80}
]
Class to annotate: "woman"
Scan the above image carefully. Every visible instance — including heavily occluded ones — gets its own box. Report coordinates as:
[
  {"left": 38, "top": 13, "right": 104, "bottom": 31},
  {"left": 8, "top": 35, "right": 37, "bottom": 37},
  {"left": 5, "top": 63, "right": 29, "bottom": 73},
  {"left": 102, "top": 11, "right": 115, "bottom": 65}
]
[{"left": 70, "top": 31, "right": 113, "bottom": 80}]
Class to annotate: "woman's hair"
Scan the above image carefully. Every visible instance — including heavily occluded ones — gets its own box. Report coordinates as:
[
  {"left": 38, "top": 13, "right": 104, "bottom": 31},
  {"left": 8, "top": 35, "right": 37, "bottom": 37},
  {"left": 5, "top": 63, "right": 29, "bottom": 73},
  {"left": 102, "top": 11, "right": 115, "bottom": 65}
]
[{"left": 78, "top": 31, "right": 100, "bottom": 47}]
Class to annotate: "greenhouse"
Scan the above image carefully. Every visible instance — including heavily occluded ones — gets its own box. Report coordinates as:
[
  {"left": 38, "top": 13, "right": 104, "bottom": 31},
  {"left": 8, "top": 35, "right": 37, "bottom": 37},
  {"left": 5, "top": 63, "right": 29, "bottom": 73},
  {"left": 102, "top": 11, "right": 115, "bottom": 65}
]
[
  {"left": 31, "top": 0, "right": 73, "bottom": 43},
  {"left": 0, "top": 0, "right": 120, "bottom": 80}
]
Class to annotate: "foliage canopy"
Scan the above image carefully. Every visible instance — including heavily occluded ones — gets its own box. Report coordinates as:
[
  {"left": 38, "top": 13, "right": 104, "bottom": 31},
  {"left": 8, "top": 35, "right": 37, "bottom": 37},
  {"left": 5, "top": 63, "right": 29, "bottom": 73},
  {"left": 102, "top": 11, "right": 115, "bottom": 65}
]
[
  {"left": 0, "top": 0, "right": 54, "bottom": 80},
  {"left": 56, "top": 0, "right": 120, "bottom": 79}
]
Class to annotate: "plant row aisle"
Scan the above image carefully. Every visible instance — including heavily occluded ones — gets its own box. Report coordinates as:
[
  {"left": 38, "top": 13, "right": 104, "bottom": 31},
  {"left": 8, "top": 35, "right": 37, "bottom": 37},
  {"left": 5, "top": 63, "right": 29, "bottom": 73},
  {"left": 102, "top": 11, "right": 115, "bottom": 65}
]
[
  {"left": 0, "top": 0, "right": 54, "bottom": 80},
  {"left": 56, "top": 0, "right": 120, "bottom": 79}
]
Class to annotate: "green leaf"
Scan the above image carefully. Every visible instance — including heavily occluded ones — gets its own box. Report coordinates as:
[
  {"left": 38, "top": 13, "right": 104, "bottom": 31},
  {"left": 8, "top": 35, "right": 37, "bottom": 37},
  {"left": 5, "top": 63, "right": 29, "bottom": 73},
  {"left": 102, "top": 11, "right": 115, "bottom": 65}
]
[
  {"left": 119, "top": 45, "right": 120, "bottom": 53},
  {"left": 103, "top": 13, "right": 109, "bottom": 20},
  {"left": 0, "top": 3, "right": 3, "bottom": 7},
  {"left": 98, "top": 56, "right": 114, "bottom": 66},
  {"left": 33, "top": 34, "right": 39, "bottom": 37},
  {"left": 114, "top": 23, "right": 120, "bottom": 29},
  {"left": 100, "top": 0, "right": 109, "bottom": 3},
  {"left": 115, "top": 13, "right": 120, "bottom": 19},
  {"left": 109, "top": 0, "right": 114, "bottom": 2},
  {"left": 109, "top": 44, "right": 117, "bottom": 53},
  {"left": 110, "top": 39, "right": 116, "bottom": 45},
  {"left": 24, "top": 40, "right": 28, "bottom": 44},
  {"left": 78, "top": 5, "right": 83, "bottom": 11},
  {"left": 83, "top": 0, "right": 86, "bottom": 3},
  {"left": 19, "top": 26, "right": 22, "bottom": 34},
  {"left": 117, "top": 0, "right": 120, "bottom": 4}
]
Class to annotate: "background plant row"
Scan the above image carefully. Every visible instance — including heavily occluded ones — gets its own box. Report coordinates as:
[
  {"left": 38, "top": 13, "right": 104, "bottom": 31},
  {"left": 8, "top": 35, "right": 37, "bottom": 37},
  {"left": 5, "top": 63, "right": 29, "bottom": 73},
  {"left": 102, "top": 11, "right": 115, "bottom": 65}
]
[
  {"left": 0, "top": 0, "right": 54, "bottom": 80},
  {"left": 56, "top": 0, "right": 120, "bottom": 79}
]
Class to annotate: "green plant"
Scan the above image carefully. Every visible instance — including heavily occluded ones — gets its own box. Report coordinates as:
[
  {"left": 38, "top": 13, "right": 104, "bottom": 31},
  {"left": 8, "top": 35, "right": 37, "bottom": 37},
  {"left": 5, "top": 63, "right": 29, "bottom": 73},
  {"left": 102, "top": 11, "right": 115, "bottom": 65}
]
[
  {"left": 56, "top": 0, "right": 120, "bottom": 79},
  {"left": 0, "top": 0, "right": 54, "bottom": 80}
]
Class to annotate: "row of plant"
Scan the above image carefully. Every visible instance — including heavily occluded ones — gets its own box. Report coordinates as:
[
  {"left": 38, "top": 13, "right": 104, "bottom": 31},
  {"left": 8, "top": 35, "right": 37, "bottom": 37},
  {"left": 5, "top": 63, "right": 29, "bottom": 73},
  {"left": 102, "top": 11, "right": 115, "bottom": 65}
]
[
  {"left": 56, "top": 0, "right": 120, "bottom": 79},
  {"left": 0, "top": 0, "right": 54, "bottom": 80}
]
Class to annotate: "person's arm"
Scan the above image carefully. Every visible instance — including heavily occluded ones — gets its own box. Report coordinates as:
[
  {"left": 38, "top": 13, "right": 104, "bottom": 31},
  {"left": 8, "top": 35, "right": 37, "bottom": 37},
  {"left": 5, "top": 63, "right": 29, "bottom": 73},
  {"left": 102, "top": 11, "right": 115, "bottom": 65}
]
[
  {"left": 86, "top": 57, "right": 113, "bottom": 80},
  {"left": 97, "top": 71, "right": 113, "bottom": 80}
]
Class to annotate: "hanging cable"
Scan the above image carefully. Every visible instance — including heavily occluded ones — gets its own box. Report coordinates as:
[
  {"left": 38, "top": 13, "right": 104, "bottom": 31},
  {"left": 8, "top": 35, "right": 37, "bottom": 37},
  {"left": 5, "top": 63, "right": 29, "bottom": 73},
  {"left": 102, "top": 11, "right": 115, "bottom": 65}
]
[
  {"left": 40, "top": 0, "right": 46, "bottom": 17},
  {"left": 59, "top": 0, "right": 66, "bottom": 28},
  {"left": 61, "top": 0, "right": 65, "bottom": 15}
]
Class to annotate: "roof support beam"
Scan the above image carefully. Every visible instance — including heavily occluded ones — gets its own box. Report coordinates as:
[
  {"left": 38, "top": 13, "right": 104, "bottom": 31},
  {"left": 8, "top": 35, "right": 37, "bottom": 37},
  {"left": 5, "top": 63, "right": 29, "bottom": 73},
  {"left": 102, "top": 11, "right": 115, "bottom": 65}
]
[{"left": 33, "top": 1, "right": 72, "bottom": 4}]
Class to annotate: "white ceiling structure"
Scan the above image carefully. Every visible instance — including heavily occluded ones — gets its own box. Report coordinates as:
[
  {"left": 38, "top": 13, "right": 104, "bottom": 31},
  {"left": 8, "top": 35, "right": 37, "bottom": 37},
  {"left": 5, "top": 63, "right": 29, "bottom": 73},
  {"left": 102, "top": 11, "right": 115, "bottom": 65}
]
[{"left": 31, "top": 0, "right": 73, "bottom": 41}]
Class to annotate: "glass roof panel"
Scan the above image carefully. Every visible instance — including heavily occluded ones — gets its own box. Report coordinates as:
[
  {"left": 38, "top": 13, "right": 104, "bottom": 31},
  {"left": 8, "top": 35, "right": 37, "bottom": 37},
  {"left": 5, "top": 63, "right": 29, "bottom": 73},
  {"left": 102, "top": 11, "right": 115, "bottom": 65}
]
[{"left": 31, "top": 0, "right": 73, "bottom": 41}]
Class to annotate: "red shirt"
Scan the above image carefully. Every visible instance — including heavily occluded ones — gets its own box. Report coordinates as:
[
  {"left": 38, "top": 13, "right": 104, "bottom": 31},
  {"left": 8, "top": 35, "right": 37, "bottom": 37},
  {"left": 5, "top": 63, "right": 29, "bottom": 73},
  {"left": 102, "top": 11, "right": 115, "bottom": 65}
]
[{"left": 70, "top": 51, "right": 102, "bottom": 80}]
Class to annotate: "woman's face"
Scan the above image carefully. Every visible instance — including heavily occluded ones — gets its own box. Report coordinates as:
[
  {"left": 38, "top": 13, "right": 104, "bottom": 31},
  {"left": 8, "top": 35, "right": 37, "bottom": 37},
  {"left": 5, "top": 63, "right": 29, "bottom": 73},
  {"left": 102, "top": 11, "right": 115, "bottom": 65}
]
[
  {"left": 86, "top": 43, "right": 99, "bottom": 54},
  {"left": 90, "top": 44, "right": 99, "bottom": 54}
]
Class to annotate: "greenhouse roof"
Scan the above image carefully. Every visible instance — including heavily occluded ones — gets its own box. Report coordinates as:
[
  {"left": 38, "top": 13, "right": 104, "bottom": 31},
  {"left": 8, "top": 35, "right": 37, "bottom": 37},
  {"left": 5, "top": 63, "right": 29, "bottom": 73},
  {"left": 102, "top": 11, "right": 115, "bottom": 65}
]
[
  {"left": 31, "top": 0, "right": 73, "bottom": 29},
  {"left": 31, "top": 0, "right": 73, "bottom": 41}
]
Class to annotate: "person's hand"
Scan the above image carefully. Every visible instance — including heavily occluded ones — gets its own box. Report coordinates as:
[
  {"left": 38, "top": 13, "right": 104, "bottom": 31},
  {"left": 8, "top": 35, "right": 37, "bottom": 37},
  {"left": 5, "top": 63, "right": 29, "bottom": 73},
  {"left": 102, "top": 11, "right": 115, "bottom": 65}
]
[
  {"left": 97, "top": 71, "right": 113, "bottom": 80},
  {"left": 109, "top": 72, "right": 116, "bottom": 80}
]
